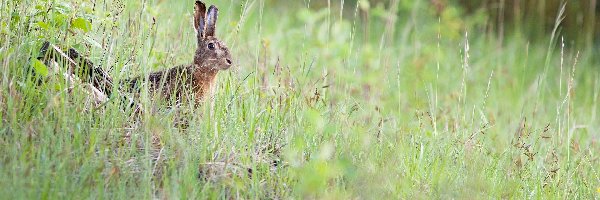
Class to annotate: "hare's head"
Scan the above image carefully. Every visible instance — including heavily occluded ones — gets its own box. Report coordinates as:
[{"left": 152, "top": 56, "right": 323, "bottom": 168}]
[{"left": 193, "top": 1, "right": 232, "bottom": 71}]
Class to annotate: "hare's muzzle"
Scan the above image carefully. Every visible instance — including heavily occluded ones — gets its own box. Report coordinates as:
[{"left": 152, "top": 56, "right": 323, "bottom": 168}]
[{"left": 220, "top": 58, "right": 232, "bottom": 70}]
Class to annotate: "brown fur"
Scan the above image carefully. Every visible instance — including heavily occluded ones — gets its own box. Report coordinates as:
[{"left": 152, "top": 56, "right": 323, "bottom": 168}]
[{"left": 128, "top": 1, "right": 232, "bottom": 104}]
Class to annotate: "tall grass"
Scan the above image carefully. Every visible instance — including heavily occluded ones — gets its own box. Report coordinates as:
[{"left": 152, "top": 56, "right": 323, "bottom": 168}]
[{"left": 1, "top": 0, "right": 599, "bottom": 199}]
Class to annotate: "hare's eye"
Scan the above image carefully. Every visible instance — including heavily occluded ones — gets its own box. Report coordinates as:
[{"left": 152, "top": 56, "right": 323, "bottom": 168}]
[{"left": 207, "top": 43, "right": 216, "bottom": 50}]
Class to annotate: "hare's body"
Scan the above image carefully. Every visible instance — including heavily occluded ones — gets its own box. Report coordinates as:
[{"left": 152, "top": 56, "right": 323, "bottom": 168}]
[
  {"left": 129, "top": 1, "right": 231, "bottom": 103},
  {"left": 129, "top": 64, "right": 218, "bottom": 103}
]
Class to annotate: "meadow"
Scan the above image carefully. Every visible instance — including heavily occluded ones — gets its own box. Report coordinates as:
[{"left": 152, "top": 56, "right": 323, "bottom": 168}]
[{"left": 1, "top": 0, "right": 599, "bottom": 199}]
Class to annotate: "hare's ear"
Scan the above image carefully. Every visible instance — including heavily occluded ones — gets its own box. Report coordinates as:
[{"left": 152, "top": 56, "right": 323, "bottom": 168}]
[
  {"left": 205, "top": 5, "right": 218, "bottom": 37},
  {"left": 194, "top": 1, "right": 207, "bottom": 38}
]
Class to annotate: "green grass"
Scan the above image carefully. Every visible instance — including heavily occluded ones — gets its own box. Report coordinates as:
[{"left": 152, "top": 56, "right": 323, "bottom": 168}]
[{"left": 1, "top": 0, "right": 599, "bottom": 199}]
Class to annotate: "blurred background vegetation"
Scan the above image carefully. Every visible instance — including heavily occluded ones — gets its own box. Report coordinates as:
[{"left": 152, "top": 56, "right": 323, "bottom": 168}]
[{"left": 314, "top": 0, "right": 599, "bottom": 48}]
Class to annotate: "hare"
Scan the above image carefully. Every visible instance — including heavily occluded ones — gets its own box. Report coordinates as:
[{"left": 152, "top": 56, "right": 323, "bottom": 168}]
[{"left": 128, "top": 1, "right": 232, "bottom": 104}]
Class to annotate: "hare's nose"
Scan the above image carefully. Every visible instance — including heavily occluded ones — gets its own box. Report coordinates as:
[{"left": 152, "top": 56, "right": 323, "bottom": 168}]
[{"left": 225, "top": 58, "right": 232, "bottom": 65}]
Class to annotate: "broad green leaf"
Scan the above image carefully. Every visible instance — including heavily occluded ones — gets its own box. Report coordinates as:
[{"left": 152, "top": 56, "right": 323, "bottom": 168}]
[
  {"left": 52, "top": 13, "right": 68, "bottom": 28},
  {"left": 31, "top": 59, "right": 49, "bottom": 77},
  {"left": 36, "top": 21, "right": 50, "bottom": 30},
  {"left": 54, "top": 2, "right": 72, "bottom": 14},
  {"left": 11, "top": 12, "right": 20, "bottom": 23},
  {"left": 71, "top": 17, "right": 91, "bottom": 32}
]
